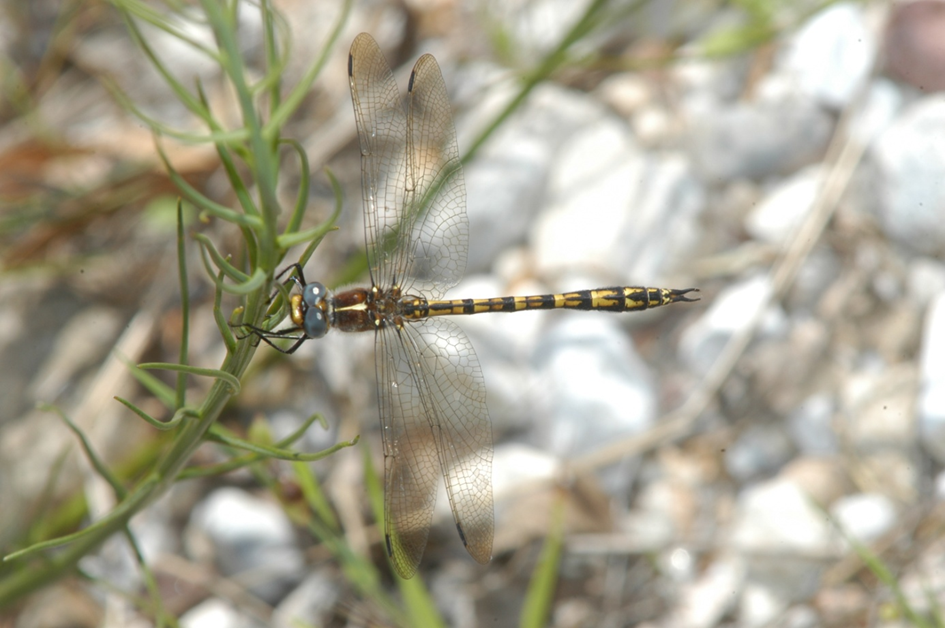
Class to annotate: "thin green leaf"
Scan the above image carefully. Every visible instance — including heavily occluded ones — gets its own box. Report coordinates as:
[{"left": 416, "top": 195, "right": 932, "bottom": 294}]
[
  {"left": 205, "top": 424, "right": 358, "bottom": 461},
  {"left": 113, "top": 0, "right": 218, "bottom": 59},
  {"left": 176, "top": 412, "right": 328, "bottom": 480},
  {"left": 193, "top": 79, "right": 260, "bottom": 219},
  {"left": 281, "top": 138, "right": 310, "bottom": 237},
  {"left": 295, "top": 168, "right": 344, "bottom": 268},
  {"left": 104, "top": 76, "right": 249, "bottom": 144},
  {"left": 155, "top": 141, "right": 261, "bottom": 227},
  {"left": 114, "top": 397, "right": 196, "bottom": 431},
  {"left": 122, "top": 526, "right": 175, "bottom": 627},
  {"left": 138, "top": 362, "right": 241, "bottom": 395},
  {"left": 3, "top": 476, "right": 160, "bottom": 562},
  {"left": 291, "top": 460, "right": 339, "bottom": 531},
  {"left": 255, "top": 0, "right": 290, "bottom": 110},
  {"left": 212, "top": 270, "right": 238, "bottom": 354},
  {"left": 362, "top": 447, "right": 436, "bottom": 626},
  {"left": 398, "top": 567, "right": 445, "bottom": 628},
  {"left": 519, "top": 496, "right": 566, "bottom": 628},
  {"left": 118, "top": 354, "right": 176, "bottom": 409},
  {"left": 462, "top": 0, "right": 612, "bottom": 163},
  {"left": 848, "top": 535, "right": 932, "bottom": 628},
  {"left": 280, "top": 412, "right": 329, "bottom": 446},
  {"left": 27, "top": 446, "right": 73, "bottom": 545},
  {"left": 304, "top": 505, "right": 406, "bottom": 623},
  {"left": 119, "top": 11, "right": 215, "bottom": 124},
  {"left": 175, "top": 200, "right": 189, "bottom": 408},
  {"left": 193, "top": 233, "right": 249, "bottom": 283},
  {"left": 200, "top": 0, "right": 280, "bottom": 255},
  {"left": 224, "top": 267, "right": 268, "bottom": 296}
]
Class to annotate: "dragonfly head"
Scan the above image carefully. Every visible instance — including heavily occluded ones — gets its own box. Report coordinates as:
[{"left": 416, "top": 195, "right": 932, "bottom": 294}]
[{"left": 291, "top": 282, "right": 331, "bottom": 339}]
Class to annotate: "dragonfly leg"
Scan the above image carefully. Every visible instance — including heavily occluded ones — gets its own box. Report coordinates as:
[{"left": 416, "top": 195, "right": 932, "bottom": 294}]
[
  {"left": 236, "top": 323, "right": 309, "bottom": 354},
  {"left": 259, "top": 264, "right": 311, "bottom": 329},
  {"left": 275, "top": 263, "right": 308, "bottom": 291}
]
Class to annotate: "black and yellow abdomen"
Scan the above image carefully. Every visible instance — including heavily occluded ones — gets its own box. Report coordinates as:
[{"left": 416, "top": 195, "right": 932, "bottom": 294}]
[{"left": 401, "top": 286, "right": 699, "bottom": 320}]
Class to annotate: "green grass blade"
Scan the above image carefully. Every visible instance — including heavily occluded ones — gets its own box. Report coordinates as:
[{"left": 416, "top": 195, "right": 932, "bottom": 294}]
[
  {"left": 118, "top": 354, "right": 176, "bottom": 409},
  {"left": 138, "top": 362, "right": 241, "bottom": 395},
  {"left": 193, "top": 233, "right": 250, "bottom": 283},
  {"left": 206, "top": 423, "right": 358, "bottom": 461},
  {"left": 281, "top": 138, "right": 310, "bottom": 236},
  {"left": 212, "top": 270, "right": 238, "bottom": 354},
  {"left": 519, "top": 496, "right": 566, "bottom": 628},
  {"left": 39, "top": 404, "right": 125, "bottom": 500},
  {"left": 175, "top": 200, "right": 189, "bottom": 408},
  {"left": 114, "top": 397, "right": 195, "bottom": 431},
  {"left": 296, "top": 168, "right": 344, "bottom": 269}
]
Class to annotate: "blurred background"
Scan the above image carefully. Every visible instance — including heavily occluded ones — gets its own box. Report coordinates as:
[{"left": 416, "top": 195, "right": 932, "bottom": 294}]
[{"left": 3, "top": 0, "right": 945, "bottom": 626}]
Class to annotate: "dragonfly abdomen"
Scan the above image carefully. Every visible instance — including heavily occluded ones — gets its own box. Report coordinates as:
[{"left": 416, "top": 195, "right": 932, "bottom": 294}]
[{"left": 402, "top": 287, "right": 698, "bottom": 319}]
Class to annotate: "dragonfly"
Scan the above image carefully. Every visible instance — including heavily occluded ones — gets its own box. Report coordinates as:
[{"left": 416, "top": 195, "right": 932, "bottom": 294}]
[{"left": 250, "top": 33, "right": 699, "bottom": 579}]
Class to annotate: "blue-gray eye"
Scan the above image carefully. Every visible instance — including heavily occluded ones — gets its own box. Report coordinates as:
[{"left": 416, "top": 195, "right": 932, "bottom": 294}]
[
  {"left": 304, "top": 307, "right": 329, "bottom": 339},
  {"left": 302, "top": 282, "right": 327, "bottom": 307}
]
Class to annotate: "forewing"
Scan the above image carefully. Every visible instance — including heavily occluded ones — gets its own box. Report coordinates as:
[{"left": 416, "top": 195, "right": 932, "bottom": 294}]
[
  {"left": 348, "top": 33, "right": 409, "bottom": 291},
  {"left": 399, "top": 317, "right": 494, "bottom": 565},
  {"left": 398, "top": 53, "right": 469, "bottom": 299},
  {"left": 375, "top": 323, "right": 440, "bottom": 579}
]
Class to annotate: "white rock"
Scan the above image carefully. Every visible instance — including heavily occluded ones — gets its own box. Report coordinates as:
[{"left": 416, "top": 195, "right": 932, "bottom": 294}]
[
  {"left": 777, "top": 2, "right": 876, "bottom": 109},
  {"left": 725, "top": 424, "right": 795, "bottom": 482},
  {"left": 908, "top": 258, "right": 945, "bottom": 307},
  {"left": 847, "top": 79, "right": 903, "bottom": 146},
  {"left": 740, "top": 582, "right": 789, "bottom": 628},
  {"left": 533, "top": 117, "right": 641, "bottom": 275},
  {"left": 534, "top": 117, "right": 702, "bottom": 281},
  {"left": 871, "top": 97, "right": 945, "bottom": 255},
  {"left": 490, "top": 443, "right": 562, "bottom": 502},
  {"left": 181, "top": 598, "right": 261, "bottom": 628},
  {"left": 787, "top": 395, "right": 839, "bottom": 455},
  {"left": 189, "top": 488, "right": 303, "bottom": 602},
  {"left": 680, "top": 274, "right": 787, "bottom": 374},
  {"left": 779, "top": 605, "right": 820, "bottom": 628},
  {"left": 596, "top": 73, "right": 653, "bottom": 118},
  {"left": 464, "top": 136, "right": 549, "bottom": 272},
  {"left": 745, "top": 165, "right": 823, "bottom": 245},
  {"left": 919, "top": 294, "right": 945, "bottom": 463},
  {"left": 668, "top": 554, "right": 745, "bottom": 628},
  {"left": 457, "top": 78, "right": 615, "bottom": 273},
  {"left": 501, "top": 0, "right": 594, "bottom": 55},
  {"left": 272, "top": 572, "right": 340, "bottom": 628},
  {"left": 687, "top": 93, "right": 832, "bottom": 180},
  {"left": 830, "top": 493, "right": 897, "bottom": 544},
  {"left": 533, "top": 316, "right": 656, "bottom": 458},
  {"left": 729, "top": 478, "right": 840, "bottom": 556}
]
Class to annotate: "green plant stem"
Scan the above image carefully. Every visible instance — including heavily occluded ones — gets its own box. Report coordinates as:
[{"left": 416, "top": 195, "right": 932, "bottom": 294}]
[{"left": 0, "top": 338, "right": 253, "bottom": 606}]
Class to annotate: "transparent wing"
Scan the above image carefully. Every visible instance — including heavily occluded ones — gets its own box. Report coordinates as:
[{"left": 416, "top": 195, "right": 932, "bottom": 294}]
[
  {"left": 375, "top": 322, "right": 439, "bottom": 579},
  {"left": 348, "top": 34, "right": 469, "bottom": 299},
  {"left": 398, "top": 52, "right": 468, "bottom": 298},
  {"left": 348, "top": 33, "right": 410, "bottom": 292},
  {"left": 376, "top": 317, "right": 494, "bottom": 578}
]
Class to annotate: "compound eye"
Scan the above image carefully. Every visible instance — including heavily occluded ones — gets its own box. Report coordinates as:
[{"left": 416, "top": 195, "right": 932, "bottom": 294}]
[
  {"left": 303, "top": 307, "right": 329, "bottom": 339},
  {"left": 302, "top": 282, "right": 327, "bottom": 308}
]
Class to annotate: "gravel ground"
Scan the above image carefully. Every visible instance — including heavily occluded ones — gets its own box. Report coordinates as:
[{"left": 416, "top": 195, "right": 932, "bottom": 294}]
[{"left": 3, "top": 1, "right": 945, "bottom": 627}]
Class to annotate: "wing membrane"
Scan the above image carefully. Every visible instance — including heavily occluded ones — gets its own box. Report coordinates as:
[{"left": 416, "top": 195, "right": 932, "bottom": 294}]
[
  {"left": 399, "top": 53, "right": 468, "bottom": 298},
  {"left": 348, "top": 34, "right": 468, "bottom": 299},
  {"left": 350, "top": 34, "right": 492, "bottom": 578},
  {"left": 348, "top": 33, "right": 409, "bottom": 292},
  {"left": 376, "top": 317, "right": 494, "bottom": 578},
  {"left": 375, "top": 322, "right": 439, "bottom": 579},
  {"left": 403, "top": 317, "right": 493, "bottom": 565}
]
